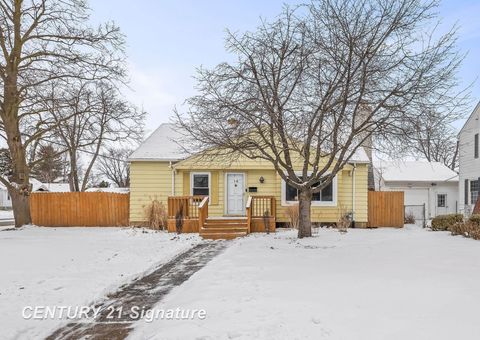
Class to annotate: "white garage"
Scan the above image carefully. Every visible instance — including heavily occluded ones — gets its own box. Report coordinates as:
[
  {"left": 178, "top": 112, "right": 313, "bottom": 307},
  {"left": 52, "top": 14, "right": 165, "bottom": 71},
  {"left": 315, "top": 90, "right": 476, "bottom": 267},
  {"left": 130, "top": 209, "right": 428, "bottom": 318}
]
[{"left": 375, "top": 161, "right": 459, "bottom": 220}]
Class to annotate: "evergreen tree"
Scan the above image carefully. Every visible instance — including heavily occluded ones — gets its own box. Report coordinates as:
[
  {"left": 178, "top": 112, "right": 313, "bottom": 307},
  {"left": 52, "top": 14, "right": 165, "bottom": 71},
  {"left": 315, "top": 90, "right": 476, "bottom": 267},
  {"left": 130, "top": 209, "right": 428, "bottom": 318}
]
[{"left": 31, "top": 146, "right": 65, "bottom": 183}]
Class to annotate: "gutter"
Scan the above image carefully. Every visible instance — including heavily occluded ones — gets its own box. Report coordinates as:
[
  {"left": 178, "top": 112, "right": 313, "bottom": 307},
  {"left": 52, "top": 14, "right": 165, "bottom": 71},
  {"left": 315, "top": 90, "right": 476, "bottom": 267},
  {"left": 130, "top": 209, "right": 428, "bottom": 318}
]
[
  {"left": 169, "top": 161, "right": 175, "bottom": 195},
  {"left": 352, "top": 163, "right": 356, "bottom": 226}
]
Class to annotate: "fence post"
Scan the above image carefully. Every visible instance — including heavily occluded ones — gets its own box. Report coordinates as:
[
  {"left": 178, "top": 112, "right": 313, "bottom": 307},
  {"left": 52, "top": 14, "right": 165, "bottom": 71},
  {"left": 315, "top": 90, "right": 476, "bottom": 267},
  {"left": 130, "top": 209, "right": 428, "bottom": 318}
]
[{"left": 422, "top": 203, "right": 426, "bottom": 228}]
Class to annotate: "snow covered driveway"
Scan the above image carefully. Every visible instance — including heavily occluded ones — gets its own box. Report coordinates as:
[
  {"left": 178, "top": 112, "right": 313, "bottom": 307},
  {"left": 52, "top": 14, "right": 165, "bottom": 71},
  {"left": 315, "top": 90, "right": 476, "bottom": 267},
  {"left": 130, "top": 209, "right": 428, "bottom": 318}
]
[
  {"left": 0, "top": 226, "right": 201, "bottom": 339},
  {"left": 132, "top": 226, "right": 480, "bottom": 340}
]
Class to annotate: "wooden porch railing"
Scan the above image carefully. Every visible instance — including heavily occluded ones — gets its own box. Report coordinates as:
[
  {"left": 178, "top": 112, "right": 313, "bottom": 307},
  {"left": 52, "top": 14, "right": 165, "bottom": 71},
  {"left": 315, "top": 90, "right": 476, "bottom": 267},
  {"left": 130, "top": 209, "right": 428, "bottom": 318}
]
[
  {"left": 198, "top": 196, "right": 209, "bottom": 230},
  {"left": 167, "top": 196, "right": 204, "bottom": 219},
  {"left": 246, "top": 196, "right": 253, "bottom": 233},
  {"left": 250, "top": 195, "right": 276, "bottom": 218},
  {"left": 247, "top": 195, "right": 276, "bottom": 233}
]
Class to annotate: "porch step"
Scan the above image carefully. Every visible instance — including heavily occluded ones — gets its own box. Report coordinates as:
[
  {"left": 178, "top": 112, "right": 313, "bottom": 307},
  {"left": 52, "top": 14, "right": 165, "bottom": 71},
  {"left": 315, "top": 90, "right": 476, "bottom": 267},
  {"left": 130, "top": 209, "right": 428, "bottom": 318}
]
[
  {"left": 200, "top": 217, "right": 248, "bottom": 240},
  {"left": 204, "top": 218, "right": 246, "bottom": 224}
]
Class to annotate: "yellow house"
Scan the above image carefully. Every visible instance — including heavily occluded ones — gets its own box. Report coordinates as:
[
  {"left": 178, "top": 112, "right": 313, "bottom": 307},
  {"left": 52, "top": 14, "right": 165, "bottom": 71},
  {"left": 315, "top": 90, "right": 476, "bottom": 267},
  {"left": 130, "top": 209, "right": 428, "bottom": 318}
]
[{"left": 129, "top": 124, "right": 370, "bottom": 238}]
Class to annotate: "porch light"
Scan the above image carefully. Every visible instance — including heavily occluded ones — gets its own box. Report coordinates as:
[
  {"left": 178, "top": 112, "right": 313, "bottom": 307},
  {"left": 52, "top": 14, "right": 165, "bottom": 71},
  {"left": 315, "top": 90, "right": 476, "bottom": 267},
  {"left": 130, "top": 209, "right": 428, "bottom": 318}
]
[{"left": 259, "top": 176, "right": 265, "bottom": 184}]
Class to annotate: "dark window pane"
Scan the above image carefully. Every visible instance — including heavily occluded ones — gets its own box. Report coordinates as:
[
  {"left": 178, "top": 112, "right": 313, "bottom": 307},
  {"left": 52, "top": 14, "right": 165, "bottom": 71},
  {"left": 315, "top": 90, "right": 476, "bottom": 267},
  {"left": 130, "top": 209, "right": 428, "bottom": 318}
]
[
  {"left": 437, "top": 194, "right": 446, "bottom": 207},
  {"left": 312, "top": 182, "right": 321, "bottom": 201},
  {"left": 193, "top": 175, "right": 209, "bottom": 188},
  {"left": 321, "top": 182, "right": 333, "bottom": 201},
  {"left": 286, "top": 183, "right": 298, "bottom": 201},
  {"left": 193, "top": 188, "right": 209, "bottom": 196},
  {"left": 471, "top": 180, "right": 479, "bottom": 204}
]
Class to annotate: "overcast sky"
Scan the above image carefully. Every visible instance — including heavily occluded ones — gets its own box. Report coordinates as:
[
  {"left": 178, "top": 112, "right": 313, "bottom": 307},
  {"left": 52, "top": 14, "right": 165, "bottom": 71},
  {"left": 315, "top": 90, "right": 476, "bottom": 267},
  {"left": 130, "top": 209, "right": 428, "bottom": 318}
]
[{"left": 90, "top": 0, "right": 480, "bottom": 136}]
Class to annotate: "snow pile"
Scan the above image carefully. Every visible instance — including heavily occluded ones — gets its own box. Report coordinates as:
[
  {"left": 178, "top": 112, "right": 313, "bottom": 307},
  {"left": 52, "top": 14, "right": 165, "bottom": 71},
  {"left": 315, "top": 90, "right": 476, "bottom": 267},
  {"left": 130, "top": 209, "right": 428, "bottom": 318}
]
[
  {"left": 132, "top": 227, "right": 480, "bottom": 340},
  {"left": 0, "top": 226, "right": 201, "bottom": 339}
]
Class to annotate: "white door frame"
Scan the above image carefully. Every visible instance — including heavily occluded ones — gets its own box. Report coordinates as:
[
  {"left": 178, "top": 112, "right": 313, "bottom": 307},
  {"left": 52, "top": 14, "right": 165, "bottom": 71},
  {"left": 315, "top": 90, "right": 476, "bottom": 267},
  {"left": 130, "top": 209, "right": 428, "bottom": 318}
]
[
  {"left": 436, "top": 192, "right": 448, "bottom": 216},
  {"left": 224, "top": 172, "right": 246, "bottom": 216}
]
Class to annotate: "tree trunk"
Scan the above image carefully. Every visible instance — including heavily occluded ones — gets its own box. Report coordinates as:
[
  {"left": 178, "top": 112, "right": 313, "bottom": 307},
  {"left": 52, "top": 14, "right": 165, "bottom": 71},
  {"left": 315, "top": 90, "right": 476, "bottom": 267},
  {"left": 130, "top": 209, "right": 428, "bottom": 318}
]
[
  {"left": 4, "top": 118, "right": 33, "bottom": 228},
  {"left": 10, "top": 189, "right": 31, "bottom": 227},
  {"left": 297, "top": 189, "right": 312, "bottom": 238}
]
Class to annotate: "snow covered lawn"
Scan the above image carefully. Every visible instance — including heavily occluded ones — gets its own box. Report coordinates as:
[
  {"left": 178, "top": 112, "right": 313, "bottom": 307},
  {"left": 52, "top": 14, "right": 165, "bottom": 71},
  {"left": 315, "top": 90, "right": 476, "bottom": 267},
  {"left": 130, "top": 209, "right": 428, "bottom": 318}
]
[
  {"left": 132, "top": 226, "right": 480, "bottom": 340},
  {"left": 0, "top": 226, "right": 201, "bottom": 339}
]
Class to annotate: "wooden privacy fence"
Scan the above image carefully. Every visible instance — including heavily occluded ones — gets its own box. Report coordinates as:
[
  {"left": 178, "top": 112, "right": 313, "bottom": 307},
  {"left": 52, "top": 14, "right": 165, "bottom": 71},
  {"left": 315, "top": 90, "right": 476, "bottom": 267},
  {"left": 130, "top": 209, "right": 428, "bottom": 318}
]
[
  {"left": 368, "top": 191, "right": 404, "bottom": 228},
  {"left": 30, "top": 192, "right": 130, "bottom": 227}
]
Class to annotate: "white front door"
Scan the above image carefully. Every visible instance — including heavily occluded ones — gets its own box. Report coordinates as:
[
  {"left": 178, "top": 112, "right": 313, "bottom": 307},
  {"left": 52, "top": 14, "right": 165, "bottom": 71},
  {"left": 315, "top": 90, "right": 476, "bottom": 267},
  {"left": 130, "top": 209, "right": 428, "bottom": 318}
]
[{"left": 226, "top": 173, "right": 244, "bottom": 215}]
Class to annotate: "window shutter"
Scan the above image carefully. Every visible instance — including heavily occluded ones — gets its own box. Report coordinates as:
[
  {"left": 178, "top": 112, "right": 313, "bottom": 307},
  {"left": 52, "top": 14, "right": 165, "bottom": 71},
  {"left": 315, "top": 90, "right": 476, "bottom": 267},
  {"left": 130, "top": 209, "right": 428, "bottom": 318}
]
[
  {"left": 465, "top": 179, "right": 469, "bottom": 205},
  {"left": 475, "top": 133, "right": 479, "bottom": 159},
  {"left": 183, "top": 172, "right": 190, "bottom": 195},
  {"left": 210, "top": 171, "right": 219, "bottom": 205}
]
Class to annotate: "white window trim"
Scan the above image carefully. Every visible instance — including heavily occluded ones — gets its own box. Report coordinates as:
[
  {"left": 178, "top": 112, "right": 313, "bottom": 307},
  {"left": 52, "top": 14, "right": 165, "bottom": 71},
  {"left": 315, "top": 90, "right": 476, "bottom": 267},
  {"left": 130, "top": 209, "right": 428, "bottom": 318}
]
[
  {"left": 190, "top": 172, "right": 211, "bottom": 198},
  {"left": 281, "top": 173, "right": 338, "bottom": 207},
  {"left": 437, "top": 193, "right": 447, "bottom": 208}
]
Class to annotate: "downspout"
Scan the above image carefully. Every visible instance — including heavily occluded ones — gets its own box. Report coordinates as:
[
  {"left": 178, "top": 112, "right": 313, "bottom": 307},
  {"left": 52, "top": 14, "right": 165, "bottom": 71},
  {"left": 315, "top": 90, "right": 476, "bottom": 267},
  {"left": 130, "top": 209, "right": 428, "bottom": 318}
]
[
  {"left": 352, "top": 163, "right": 356, "bottom": 227},
  {"left": 169, "top": 161, "right": 175, "bottom": 195}
]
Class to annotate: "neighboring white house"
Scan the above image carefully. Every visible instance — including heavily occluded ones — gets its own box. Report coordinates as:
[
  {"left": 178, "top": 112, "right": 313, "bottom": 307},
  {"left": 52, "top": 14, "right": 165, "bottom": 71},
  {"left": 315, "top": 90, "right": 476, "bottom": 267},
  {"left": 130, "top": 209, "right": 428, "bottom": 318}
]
[
  {"left": 458, "top": 101, "right": 480, "bottom": 215},
  {"left": 375, "top": 161, "right": 459, "bottom": 219},
  {"left": 35, "top": 182, "right": 70, "bottom": 192},
  {"left": 0, "top": 184, "right": 12, "bottom": 209}
]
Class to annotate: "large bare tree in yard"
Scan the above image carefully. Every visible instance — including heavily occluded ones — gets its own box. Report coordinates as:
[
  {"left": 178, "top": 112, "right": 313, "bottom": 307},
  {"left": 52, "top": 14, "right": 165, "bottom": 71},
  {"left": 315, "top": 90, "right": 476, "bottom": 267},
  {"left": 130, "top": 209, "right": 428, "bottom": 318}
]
[
  {"left": 47, "top": 80, "right": 144, "bottom": 191},
  {"left": 0, "top": 0, "right": 125, "bottom": 226},
  {"left": 177, "top": 0, "right": 465, "bottom": 238}
]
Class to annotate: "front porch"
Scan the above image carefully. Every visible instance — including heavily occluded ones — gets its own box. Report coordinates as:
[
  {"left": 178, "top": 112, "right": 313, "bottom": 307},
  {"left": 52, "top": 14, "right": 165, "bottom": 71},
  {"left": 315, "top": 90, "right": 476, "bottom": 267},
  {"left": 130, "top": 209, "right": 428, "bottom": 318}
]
[{"left": 167, "top": 195, "right": 276, "bottom": 239}]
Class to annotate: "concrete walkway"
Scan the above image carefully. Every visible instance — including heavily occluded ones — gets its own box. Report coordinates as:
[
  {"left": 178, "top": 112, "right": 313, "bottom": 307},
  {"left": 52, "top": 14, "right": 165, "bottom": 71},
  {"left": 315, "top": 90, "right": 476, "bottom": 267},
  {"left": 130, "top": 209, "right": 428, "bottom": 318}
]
[{"left": 47, "top": 241, "right": 227, "bottom": 340}]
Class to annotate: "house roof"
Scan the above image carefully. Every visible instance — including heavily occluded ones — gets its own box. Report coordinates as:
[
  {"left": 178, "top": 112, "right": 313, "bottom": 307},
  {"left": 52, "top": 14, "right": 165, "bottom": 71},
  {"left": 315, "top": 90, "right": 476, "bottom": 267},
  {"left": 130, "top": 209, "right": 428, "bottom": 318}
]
[
  {"left": 36, "top": 182, "right": 71, "bottom": 192},
  {"left": 85, "top": 187, "right": 129, "bottom": 193},
  {"left": 459, "top": 100, "right": 480, "bottom": 136},
  {"left": 130, "top": 123, "right": 371, "bottom": 164},
  {"left": 128, "top": 123, "right": 187, "bottom": 162},
  {"left": 375, "top": 161, "right": 459, "bottom": 183}
]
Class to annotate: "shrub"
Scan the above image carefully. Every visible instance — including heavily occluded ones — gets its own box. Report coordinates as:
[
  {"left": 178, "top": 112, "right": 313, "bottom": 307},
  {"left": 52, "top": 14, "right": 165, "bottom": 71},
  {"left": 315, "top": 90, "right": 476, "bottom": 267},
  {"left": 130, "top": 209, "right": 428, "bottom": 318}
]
[
  {"left": 404, "top": 212, "right": 416, "bottom": 224},
  {"left": 431, "top": 214, "right": 463, "bottom": 231},
  {"left": 468, "top": 214, "right": 480, "bottom": 226},
  {"left": 285, "top": 204, "right": 299, "bottom": 229},
  {"left": 449, "top": 221, "right": 480, "bottom": 240},
  {"left": 143, "top": 199, "right": 167, "bottom": 230},
  {"left": 335, "top": 204, "right": 351, "bottom": 233}
]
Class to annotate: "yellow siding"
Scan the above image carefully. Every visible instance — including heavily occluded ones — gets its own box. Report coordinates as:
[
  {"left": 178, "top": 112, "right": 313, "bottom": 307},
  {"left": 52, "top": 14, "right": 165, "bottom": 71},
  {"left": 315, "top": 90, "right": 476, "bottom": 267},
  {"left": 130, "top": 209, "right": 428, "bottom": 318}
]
[
  {"left": 129, "top": 160, "right": 369, "bottom": 224},
  {"left": 129, "top": 161, "right": 173, "bottom": 224}
]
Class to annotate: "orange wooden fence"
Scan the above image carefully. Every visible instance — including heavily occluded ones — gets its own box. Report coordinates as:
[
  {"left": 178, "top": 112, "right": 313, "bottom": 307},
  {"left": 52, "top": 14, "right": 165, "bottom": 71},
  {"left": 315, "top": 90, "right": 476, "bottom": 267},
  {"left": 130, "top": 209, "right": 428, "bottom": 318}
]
[
  {"left": 30, "top": 192, "right": 130, "bottom": 227},
  {"left": 368, "top": 191, "right": 404, "bottom": 228}
]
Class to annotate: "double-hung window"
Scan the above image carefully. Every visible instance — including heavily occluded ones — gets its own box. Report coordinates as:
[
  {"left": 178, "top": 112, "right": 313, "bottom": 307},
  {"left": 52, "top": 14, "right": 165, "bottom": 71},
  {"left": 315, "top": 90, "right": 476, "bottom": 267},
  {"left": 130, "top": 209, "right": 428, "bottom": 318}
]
[
  {"left": 284, "top": 176, "right": 335, "bottom": 204},
  {"left": 437, "top": 194, "right": 446, "bottom": 208},
  {"left": 191, "top": 173, "right": 210, "bottom": 196},
  {"left": 471, "top": 180, "right": 479, "bottom": 205}
]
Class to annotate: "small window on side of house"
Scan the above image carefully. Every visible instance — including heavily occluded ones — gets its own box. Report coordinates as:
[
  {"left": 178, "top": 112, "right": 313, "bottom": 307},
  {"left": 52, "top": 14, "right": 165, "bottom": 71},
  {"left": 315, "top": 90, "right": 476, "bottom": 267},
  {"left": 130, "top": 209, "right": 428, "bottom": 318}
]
[
  {"left": 437, "top": 194, "right": 446, "bottom": 208},
  {"left": 192, "top": 173, "right": 210, "bottom": 196}
]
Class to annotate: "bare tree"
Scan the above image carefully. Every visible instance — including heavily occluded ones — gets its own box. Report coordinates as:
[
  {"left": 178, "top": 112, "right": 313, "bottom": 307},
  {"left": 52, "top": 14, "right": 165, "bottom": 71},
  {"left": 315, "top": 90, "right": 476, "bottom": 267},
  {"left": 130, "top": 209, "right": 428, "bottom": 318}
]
[
  {"left": 48, "top": 80, "right": 144, "bottom": 191},
  {"left": 177, "top": 0, "right": 466, "bottom": 238},
  {"left": 97, "top": 147, "right": 131, "bottom": 187},
  {"left": 0, "top": 0, "right": 125, "bottom": 226},
  {"left": 400, "top": 111, "right": 461, "bottom": 170}
]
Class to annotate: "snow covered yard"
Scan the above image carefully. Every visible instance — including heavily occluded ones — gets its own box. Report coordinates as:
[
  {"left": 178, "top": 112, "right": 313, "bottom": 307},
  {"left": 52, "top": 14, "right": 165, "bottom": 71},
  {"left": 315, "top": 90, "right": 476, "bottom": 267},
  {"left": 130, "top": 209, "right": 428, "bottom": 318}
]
[
  {"left": 132, "top": 226, "right": 480, "bottom": 340},
  {"left": 0, "top": 226, "right": 201, "bottom": 339}
]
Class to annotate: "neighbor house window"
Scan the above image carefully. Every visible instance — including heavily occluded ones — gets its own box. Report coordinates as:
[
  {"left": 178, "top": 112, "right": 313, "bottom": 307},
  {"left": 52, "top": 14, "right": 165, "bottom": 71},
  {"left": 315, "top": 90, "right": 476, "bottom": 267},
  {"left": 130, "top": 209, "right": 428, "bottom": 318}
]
[
  {"left": 284, "top": 178, "right": 334, "bottom": 202},
  {"left": 437, "top": 194, "right": 446, "bottom": 208},
  {"left": 191, "top": 173, "right": 210, "bottom": 196},
  {"left": 475, "top": 133, "right": 479, "bottom": 159},
  {"left": 471, "top": 180, "right": 479, "bottom": 205}
]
